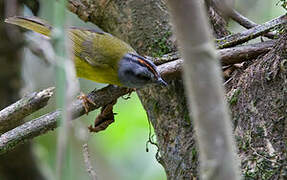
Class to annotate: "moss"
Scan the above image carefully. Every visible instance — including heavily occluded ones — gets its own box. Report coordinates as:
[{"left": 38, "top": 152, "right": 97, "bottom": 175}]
[
  {"left": 280, "top": 59, "right": 287, "bottom": 71},
  {"left": 191, "top": 147, "right": 197, "bottom": 162},
  {"left": 243, "top": 156, "right": 281, "bottom": 180},
  {"left": 228, "top": 89, "right": 241, "bottom": 105},
  {"left": 242, "top": 136, "right": 251, "bottom": 151},
  {"left": 183, "top": 111, "right": 191, "bottom": 127},
  {"left": 152, "top": 99, "right": 160, "bottom": 114},
  {"left": 151, "top": 31, "right": 173, "bottom": 57},
  {"left": 276, "top": 0, "right": 287, "bottom": 10},
  {"left": 255, "top": 126, "right": 264, "bottom": 137}
]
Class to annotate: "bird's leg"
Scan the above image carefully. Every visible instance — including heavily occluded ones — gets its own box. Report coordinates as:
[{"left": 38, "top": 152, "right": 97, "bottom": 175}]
[
  {"left": 77, "top": 92, "right": 96, "bottom": 114},
  {"left": 122, "top": 88, "right": 135, "bottom": 100}
]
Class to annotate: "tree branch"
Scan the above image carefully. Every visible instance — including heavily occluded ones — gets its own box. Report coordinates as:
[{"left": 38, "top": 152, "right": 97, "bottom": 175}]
[
  {"left": 157, "top": 40, "right": 275, "bottom": 80},
  {"left": 216, "top": 14, "right": 286, "bottom": 49},
  {"left": 0, "top": 87, "right": 55, "bottom": 132},
  {"left": 0, "top": 85, "right": 129, "bottom": 155},
  {"left": 229, "top": 9, "right": 276, "bottom": 39},
  {"left": 82, "top": 143, "right": 97, "bottom": 180},
  {"left": 219, "top": 40, "right": 275, "bottom": 65}
]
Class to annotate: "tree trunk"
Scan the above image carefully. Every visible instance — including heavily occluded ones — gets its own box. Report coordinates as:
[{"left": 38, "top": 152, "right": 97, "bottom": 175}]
[
  {"left": 0, "top": 0, "right": 44, "bottom": 179},
  {"left": 229, "top": 31, "right": 287, "bottom": 179}
]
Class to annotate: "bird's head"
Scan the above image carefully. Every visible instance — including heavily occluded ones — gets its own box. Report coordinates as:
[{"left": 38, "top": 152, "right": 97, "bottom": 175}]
[{"left": 118, "top": 53, "right": 167, "bottom": 88}]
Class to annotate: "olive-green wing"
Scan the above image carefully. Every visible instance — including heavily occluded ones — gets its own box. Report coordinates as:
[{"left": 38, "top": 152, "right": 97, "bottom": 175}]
[
  {"left": 5, "top": 16, "right": 136, "bottom": 70},
  {"left": 69, "top": 27, "right": 136, "bottom": 70},
  {"left": 5, "top": 16, "right": 52, "bottom": 36}
]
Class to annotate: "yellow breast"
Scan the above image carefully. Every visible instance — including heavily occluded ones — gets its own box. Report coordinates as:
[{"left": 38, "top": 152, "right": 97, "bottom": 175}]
[{"left": 74, "top": 56, "right": 122, "bottom": 85}]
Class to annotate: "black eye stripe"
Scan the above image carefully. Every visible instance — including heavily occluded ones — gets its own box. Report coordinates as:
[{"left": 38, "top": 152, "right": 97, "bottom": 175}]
[
  {"left": 124, "top": 70, "right": 134, "bottom": 75},
  {"left": 124, "top": 69, "right": 150, "bottom": 81},
  {"left": 125, "top": 53, "right": 159, "bottom": 78},
  {"left": 136, "top": 74, "right": 150, "bottom": 81}
]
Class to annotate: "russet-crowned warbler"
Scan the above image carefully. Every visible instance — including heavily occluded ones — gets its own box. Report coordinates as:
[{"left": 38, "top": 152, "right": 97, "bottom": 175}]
[{"left": 5, "top": 16, "right": 167, "bottom": 88}]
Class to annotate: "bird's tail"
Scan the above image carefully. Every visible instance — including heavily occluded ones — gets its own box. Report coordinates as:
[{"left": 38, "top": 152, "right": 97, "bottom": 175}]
[{"left": 5, "top": 16, "right": 52, "bottom": 37}]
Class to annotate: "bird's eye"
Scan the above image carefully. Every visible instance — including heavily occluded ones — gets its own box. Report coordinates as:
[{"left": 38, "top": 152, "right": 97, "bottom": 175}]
[
  {"left": 124, "top": 70, "right": 134, "bottom": 75},
  {"left": 136, "top": 74, "right": 150, "bottom": 81}
]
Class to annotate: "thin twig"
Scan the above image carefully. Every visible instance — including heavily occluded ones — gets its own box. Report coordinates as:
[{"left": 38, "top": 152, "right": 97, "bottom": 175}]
[
  {"left": 229, "top": 9, "right": 276, "bottom": 39},
  {"left": 250, "top": 147, "right": 282, "bottom": 166},
  {"left": 216, "top": 14, "right": 286, "bottom": 49},
  {"left": 152, "top": 51, "right": 180, "bottom": 65},
  {"left": 0, "top": 87, "right": 55, "bottom": 132},
  {"left": 82, "top": 143, "right": 97, "bottom": 180}
]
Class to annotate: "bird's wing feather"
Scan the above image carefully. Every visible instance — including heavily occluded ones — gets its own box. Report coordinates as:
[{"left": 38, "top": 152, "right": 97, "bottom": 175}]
[
  {"left": 69, "top": 28, "right": 110, "bottom": 68},
  {"left": 69, "top": 27, "right": 135, "bottom": 70}
]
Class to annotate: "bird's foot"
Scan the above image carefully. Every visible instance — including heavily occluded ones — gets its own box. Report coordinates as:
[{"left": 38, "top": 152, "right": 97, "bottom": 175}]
[
  {"left": 122, "top": 88, "right": 136, "bottom": 100},
  {"left": 78, "top": 92, "right": 96, "bottom": 115}
]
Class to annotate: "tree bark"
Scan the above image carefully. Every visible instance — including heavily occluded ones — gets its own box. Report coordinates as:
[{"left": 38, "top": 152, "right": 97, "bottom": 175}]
[
  {"left": 0, "top": 0, "right": 44, "bottom": 179},
  {"left": 228, "top": 31, "right": 287, "bottom": 179}
]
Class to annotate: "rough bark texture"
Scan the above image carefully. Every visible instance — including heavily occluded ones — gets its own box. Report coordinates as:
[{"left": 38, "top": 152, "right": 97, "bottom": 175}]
[
  {"left": 0, "top": 0, "right": 44, "bottom": 179},
  {"left": 228, "top": 30, "right": 287, "bottom": 179},
  {"left": 207, "top": 5, "right": 230, "bottom": 38},
  {"left": 138, "top": 81, "right": 197, "bottom": 179}
]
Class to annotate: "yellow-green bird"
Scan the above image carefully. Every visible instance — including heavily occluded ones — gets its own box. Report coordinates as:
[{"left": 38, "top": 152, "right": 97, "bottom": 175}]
[{"left": 5, "top": 16, "right": 167, "bottom": 88}]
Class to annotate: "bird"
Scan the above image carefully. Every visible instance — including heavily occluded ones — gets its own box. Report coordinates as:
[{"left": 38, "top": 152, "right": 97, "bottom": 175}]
[{"left": 5, "top": 16, "right": 167, "bottom": 89}]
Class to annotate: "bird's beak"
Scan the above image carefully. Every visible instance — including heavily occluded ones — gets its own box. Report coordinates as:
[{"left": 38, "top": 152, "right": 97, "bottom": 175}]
[{"left": 156, "top": 78, "right": 168, "bottom": 86}]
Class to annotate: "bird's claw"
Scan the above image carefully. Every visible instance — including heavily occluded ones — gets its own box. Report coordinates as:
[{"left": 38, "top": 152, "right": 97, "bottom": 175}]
[{"left": 78, "top": 92, "right": 96, "bottom": 115}]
